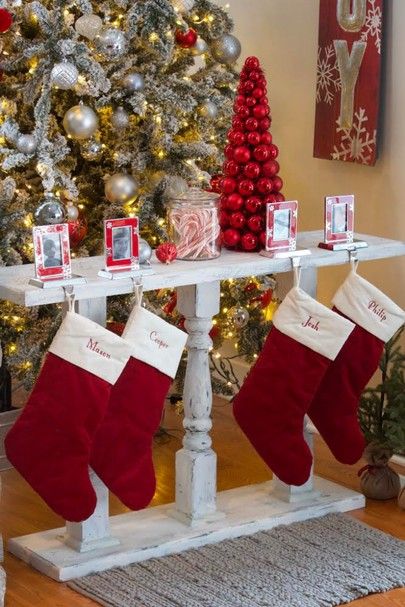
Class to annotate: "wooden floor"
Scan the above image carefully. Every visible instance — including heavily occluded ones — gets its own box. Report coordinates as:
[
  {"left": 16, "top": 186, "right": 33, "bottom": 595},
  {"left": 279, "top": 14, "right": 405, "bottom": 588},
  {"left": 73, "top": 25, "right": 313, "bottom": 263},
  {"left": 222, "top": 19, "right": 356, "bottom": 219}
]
[{"left": 1, "top": 399, "right": 404, "bottom": 607}]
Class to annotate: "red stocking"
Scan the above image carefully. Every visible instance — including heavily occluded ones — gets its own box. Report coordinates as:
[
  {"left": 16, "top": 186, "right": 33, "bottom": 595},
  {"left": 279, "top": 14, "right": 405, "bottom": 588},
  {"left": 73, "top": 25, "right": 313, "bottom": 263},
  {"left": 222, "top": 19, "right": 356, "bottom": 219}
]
[
  {"left": 91, "top": 305, "right": 187, "bottom": 510},
  {"left": 233, "top": 286, "right": 354, "bottom": 485},
  {"left": 308, "top": 269, "right": 405, "bottom": 464},
  {"left": 5, "top": 311, "right": 132, "bottom": 522}
]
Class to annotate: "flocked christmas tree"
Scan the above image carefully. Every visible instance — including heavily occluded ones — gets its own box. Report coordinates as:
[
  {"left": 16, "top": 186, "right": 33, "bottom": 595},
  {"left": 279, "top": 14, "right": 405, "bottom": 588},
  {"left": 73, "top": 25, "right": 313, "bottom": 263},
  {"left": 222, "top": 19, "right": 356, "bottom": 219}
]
[{"left": 0, "top": 0, "right": 278, "bottom": 395}]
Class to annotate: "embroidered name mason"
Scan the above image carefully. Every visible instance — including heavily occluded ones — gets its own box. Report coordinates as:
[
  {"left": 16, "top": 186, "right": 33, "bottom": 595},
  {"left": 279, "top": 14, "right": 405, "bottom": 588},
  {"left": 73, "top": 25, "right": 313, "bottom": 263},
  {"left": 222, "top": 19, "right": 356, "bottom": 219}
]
[
  {"left": 86, "top": 338, "right": 111, "bottom": 359},
  {"left": 150, "top": 331, "right": 169, "bottom": 350},
  {"left": 302, "top": 315, "right": 320, "bottom": 331},
  {"left": 368, "top": 301, "right": 387, "bottom": 322}
]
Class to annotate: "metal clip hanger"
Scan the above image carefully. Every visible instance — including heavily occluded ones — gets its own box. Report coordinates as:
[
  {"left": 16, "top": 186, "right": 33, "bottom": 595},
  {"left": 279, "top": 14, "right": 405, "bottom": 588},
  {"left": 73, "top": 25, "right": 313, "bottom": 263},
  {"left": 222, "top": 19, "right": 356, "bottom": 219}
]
[
  {"left": 131, "top": 276, "right": 143, "bottom": 307},
  {"left": 63, "top": 285, "right": 75, "bottom": 312}
]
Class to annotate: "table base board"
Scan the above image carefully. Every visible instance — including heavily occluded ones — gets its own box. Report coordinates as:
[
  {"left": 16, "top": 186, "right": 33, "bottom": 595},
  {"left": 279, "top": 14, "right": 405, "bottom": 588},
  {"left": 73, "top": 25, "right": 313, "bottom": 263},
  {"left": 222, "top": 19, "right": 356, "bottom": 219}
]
[{"left": 8, "top": 476, "right": 365, "bottom": 582}]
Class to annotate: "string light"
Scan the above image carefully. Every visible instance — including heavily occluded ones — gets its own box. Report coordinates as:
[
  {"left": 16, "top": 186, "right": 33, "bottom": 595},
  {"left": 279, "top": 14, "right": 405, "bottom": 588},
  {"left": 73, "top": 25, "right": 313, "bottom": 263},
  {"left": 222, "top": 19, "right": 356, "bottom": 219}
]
[{"left": 149, "top": 32, "right": 159, "bottom": 42}]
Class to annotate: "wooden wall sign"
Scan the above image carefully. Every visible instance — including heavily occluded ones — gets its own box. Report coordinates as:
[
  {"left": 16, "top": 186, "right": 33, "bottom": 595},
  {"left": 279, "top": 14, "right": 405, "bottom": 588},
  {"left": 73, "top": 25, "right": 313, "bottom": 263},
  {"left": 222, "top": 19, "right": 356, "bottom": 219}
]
[{"left": 313, "top": 0, "right": 384, "bottom": 166}]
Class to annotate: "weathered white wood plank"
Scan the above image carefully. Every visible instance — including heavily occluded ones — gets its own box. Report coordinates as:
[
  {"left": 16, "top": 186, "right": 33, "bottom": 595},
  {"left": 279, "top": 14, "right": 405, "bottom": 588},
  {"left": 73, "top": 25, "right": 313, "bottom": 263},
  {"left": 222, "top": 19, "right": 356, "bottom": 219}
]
[{"left": 0, "top": 232, "right": 404, "bottom": 307}]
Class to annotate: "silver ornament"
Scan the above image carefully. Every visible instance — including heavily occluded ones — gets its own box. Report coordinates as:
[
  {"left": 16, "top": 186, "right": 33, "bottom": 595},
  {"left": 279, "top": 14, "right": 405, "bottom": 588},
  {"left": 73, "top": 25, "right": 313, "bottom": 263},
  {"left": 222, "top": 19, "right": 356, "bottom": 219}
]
[
  {"left": 34, "top": 193, "right": 65, "bottom": 225},
  {"left": 230, "top": 306, "right": 250, "bottom": 329},
  {"left": 172, "top": 0, "right": 195, "bottom": 13},
  {"left": 16, "top": 133, "right": 37, "bottom": 154},
  {"left": 50, "top": 62, "right": 79, "bottom": 90},
  {"left": 75, "top": 13, "right": 103, "bottom": 40},
  {"left": 66, "top": 205, "right": 79, "bottom": 220},
  {"left": 198, "top": 100, "right": 218, "bottom": 120},
  {"left": 122, "top": 72, "right": 145, "bottom": 93},
  {"left": 63, "top": 104, "right": 99, "bottom": 140},
  {"left": 191, "top": 37, "right": 208, "bottom": 56},
  {"left": 211, "top": 34, "right": 242, "bottom": 65},
  {"left": 105, "top": 173, "right": 138, "bottom": 204},
  {"left": 111, "top": 106, "right": 129, "bottom": 130},
  {"left": 95, "top": 28, "right": 127, "bottom": 59},
  {"left": 81, "top": 139, "right": 102, "bottom": 161},
  {"left": 139, "top": 238, "right": 152, "bottom": 264},
  {"left": 165, "top": 175, "right": 188, "bottom": 198}
]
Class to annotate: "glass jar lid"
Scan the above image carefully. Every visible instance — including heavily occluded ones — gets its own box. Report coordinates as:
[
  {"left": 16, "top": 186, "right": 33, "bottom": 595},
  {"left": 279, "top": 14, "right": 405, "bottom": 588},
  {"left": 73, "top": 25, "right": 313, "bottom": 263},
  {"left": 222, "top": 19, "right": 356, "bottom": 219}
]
[{"left": 170, "top": 187, "right": 219, "bottom": 206}]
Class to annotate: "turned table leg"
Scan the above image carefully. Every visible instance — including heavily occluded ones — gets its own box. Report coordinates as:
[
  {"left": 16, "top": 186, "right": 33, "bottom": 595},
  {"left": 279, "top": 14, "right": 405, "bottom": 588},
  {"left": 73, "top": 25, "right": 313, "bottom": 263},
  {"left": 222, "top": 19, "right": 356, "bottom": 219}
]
[{"left": 173, "top": 282, "right": 222, "bottom": 526}]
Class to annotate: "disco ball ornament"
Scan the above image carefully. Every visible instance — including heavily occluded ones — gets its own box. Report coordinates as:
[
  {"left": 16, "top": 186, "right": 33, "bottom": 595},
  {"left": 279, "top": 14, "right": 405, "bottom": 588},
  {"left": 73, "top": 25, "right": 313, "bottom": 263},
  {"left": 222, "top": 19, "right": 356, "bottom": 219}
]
[
  {"left": 123, "top": 72, "right": 145, "bottom": 92},
  {"left": 81, "top": 139, "right": 102, "bottom": 161},
  {"left": 50, "top": 61, "right": 79, "bottom": 90},
  {"left": 105, "top": 173, "right": 138, "bottom": 204},
  {"left": 111, "top": 106, "right": 129, "bottom": 130},
  {"left": 211, "top": 34, "right": 242, "bottom": 64},
  {"left": 198, "top": 100, "right": 218, "bottom": 120},
  {"left": 75, "top": 13, "right": 103, "bottom": 40},
  {"left": 139, "top": 238, "right": 152, "bottom": 264},
  {"left": 165, "top": 175, "right": 188, "bottom": 198},
  {"left": 95, "top": 28, "right": 127, "bottom": 59},
  {"left": 230, "top": 306, "right": 250, "bottom": 329},
  {"left": 16, "top": 133, "right": 36, "bottom": 154},
  {"left": 191, "top": 37, "right": 208, "bottom": 56},
  {"left": 63, "top": 104, "right": 99, "bottom": 140},
  {"left": 172, "top": 0, "right": 195, "bottom": 13},
  {"left": 66, "top": 204, "right": 79, "bottom": 221},
  {"left": 34, "top": 193, "right": 65, "bottom": 225},
  {"left": 68, "top": 214, "right": 88, "bottom": 248}
]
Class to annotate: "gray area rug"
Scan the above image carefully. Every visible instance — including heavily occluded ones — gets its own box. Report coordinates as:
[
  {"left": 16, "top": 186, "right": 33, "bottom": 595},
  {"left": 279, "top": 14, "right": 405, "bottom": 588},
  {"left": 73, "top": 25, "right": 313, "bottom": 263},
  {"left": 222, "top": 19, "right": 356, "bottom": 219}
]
[{"left": 69, "top": 514, "right": 405, "bottom": 607}]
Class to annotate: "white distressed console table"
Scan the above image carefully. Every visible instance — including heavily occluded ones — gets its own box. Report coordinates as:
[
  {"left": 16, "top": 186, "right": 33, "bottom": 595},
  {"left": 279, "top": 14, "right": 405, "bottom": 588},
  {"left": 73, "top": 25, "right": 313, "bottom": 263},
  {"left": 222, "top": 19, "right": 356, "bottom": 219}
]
[{"left": 1, "top": 230, "right": 404, "bottom": 582}]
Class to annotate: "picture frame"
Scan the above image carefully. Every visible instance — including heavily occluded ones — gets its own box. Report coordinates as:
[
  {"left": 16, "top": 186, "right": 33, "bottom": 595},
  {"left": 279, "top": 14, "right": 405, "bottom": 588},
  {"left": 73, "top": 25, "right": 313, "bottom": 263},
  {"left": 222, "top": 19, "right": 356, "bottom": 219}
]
[
  {"left": 324, "top": 195, "right": 354, "bottom": 245},
  {"left": 265, "top": 200, "right": 298, "bottom": 253},
  {"left": 104, "top": 217, "right": 139, "bottom": 272},
  {"left": 33, "top": 224, "right": 72, "bottom": 281}
]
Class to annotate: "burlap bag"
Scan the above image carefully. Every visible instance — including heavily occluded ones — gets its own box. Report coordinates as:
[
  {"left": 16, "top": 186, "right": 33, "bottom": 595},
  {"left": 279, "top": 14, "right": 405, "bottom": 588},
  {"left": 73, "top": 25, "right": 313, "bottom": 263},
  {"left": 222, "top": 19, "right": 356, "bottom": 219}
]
[{"left": 358, "top": 442, "right": 400, "bottom": 500}]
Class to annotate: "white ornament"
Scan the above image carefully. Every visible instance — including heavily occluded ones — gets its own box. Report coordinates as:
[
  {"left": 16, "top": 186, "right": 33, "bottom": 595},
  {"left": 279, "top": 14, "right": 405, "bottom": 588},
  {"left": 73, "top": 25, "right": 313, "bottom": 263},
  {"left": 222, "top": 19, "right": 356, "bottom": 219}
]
[
  {"left": 16, "top": 133, "right": 37, "bottom": 154},
  {"left": 111, "top": 107, "right": 129, "bottom": 130},
  {"left": 95, "top": 28, "right": 127, "bottom": 59},
  {"left": 50, "top": 62, "right": 79, "bottom": 90},
  {"left": 81, "top": 139, "right": 102, "bottom": 161},
  {"left": 105, "top": 174, "right": 139, "bottom": 204},
  {"left": 66, "top": 205, "right": 79, "bottom": 220},
  {"left": 75, "top": 14, "right": 103, "bottom": 41},
  {"left": 198, "top": 100, "right": 218, "bottom": 120},
  {"left": 172, "top": 0, "right": 195, "bottom": 14},
  {"left": 63, "top": 105, "right": 99, "bottom": 140},
  {"left": 191, "top": 37, "right": 208, "bottom": 56},
  {"left": 123, "top": 72, "right": 145, "bottom": 93},
  {"left": 211, "top": 34, "right": 242, "bottom": 65}
]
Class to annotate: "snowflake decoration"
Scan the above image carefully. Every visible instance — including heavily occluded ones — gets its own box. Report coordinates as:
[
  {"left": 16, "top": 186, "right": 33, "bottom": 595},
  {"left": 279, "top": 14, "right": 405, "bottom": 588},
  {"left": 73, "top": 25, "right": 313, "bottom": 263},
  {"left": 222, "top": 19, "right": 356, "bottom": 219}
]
[
  {"left": 316, "top": 44, "right": 341, "bottom": 105},
  {"left": 361, "top": 0, "right": 382, "bottom": 54},
  {"left": 332, "top": 108, "right": 377, "bottom": 165}
]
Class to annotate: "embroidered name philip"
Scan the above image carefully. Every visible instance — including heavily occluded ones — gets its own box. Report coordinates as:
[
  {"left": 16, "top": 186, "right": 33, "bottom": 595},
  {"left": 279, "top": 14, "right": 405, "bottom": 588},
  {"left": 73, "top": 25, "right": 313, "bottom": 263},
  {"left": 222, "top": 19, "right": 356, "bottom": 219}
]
[
  {"left": 86, "top": 338, "right": 111, "bottom": 359},
  {"left": 302, "top": 315, "right": 319, "bottom": 331},
  {"left": 150, "top": 331, "right": 169, "bottom": 350},
  {"left": 368, "top": 301, "right": 387, "bottom": 322}
]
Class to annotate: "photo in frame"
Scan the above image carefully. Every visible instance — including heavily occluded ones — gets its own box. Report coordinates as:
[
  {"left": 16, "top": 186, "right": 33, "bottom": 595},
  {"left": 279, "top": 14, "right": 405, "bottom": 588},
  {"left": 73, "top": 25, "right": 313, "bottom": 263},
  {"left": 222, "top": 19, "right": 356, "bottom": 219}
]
[
  {"left": 33, "top": 224, "right": 72, "bottom": 281},
  {"left": 323, "top": 195, "right": 354, "bottom": 246},
  {"left": 265, "top": 200, "right": 298, "bottom": 253},
  {"left": 104, "top": 217, "right": 139, "bottom": 272}
]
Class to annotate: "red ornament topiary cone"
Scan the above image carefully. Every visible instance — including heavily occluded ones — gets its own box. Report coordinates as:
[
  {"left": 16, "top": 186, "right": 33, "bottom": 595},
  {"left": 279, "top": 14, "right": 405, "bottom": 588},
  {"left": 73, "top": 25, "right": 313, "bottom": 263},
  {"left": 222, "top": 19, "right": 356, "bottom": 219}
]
[{"left": 214, "top": 57, "right": 284, "bottom": 251}]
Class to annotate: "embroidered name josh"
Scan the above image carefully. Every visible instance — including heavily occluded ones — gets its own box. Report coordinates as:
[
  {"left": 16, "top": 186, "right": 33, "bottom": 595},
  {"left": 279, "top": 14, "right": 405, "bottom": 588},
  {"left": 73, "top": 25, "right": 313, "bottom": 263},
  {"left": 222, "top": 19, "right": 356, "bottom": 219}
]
[
  {"left": 86, "top": 338, "right": 111, "bottom": 359},
  {"left": 302, "top": 316, "right": 320, "bottom": 331},
  {"left": 368, "top": 301, "right": 387, "bottom": 322}
]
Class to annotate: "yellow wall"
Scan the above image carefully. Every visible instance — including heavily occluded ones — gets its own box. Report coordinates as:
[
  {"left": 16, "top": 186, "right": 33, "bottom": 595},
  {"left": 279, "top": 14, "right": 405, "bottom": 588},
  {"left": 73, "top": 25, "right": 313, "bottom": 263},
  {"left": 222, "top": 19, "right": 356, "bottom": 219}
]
[{"left": 218, "top": 0, "right": 404, "bottom": 307}]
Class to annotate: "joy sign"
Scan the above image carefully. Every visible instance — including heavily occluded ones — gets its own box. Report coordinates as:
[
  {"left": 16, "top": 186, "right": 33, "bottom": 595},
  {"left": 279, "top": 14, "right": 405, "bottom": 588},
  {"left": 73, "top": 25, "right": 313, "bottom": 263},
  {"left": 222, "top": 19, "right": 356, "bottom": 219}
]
[{"left": 313, "top": 0, "right": 384, "bottom": 166}]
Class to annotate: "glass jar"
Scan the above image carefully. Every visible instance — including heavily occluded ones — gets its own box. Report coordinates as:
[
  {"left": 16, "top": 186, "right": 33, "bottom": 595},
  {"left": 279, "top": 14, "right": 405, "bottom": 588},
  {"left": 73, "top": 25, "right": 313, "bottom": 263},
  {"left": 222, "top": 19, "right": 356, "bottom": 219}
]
[{"left": 168, "top": 188, "right": 221, "bottom": 261}]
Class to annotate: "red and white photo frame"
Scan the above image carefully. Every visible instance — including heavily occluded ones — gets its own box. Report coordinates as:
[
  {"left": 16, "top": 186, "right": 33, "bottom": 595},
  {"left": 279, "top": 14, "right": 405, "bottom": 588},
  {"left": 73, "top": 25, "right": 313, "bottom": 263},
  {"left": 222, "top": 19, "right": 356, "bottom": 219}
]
[
  {"left": 104, "top": 217, "right": 139, "bottom": 272},
  {"left": 33, "top": 223, "right": 72, "bottom": 281},
  {"left": 265, "top": 200, "right": 298, "bottom": 253},
  {"left": 323, "top": 195, "right": 354, "bottom": 246}
]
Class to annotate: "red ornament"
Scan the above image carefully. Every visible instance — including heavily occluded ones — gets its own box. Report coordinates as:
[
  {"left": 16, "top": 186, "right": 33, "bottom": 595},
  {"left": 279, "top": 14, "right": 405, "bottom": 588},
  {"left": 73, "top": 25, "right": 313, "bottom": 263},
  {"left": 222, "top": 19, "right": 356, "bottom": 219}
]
[
  {"left": 227, "top": 193, "right": 244, "bottom": 211},
  {"left": 272, "top": 176, "right": 283, "bottom": 191},
  {"left": 234, "top": 94, "right": 246, "bottom": 107},
  {"left": 260, "top": 132, "right": 273, "bottom": 145},
  {"left": 175, "top": 28, "right": 197, "bottom": 48},
  {"left": 259, "top": 231, "right": 267, "bottom": 247},
  {"left": 269, "top": 144, "right": 279, "bottom": 159},
  {"left": 256, "top": 177, "right": 273, "bottom": 194},
  {"left": 233, "top": 146, "right": 251, "bottom": 163},
  {"left": 246, "top": 96, "right": 257, "bottom": 107},
  {"left": 210, "top": 175, "right": 222, "bottom": 193},
  {"left": 245, "top": 196, "right": 262, "bottom": 214},
  {"left": 263, "top": 194, "right": 277, "bottom": 204},
  {"left": 247, "top": 131, "right": 261, "bottom": 146},
  {"left": 244, "top": 162, "right": 261, "bottom": 179},
  {"left": 253, "top": 145, "right": 271, "bottom": 162},
  {"left": 245, "top": 56, "right": 260, "bottom": 70},
  {"left": 228, "top": 129, "right": 245, "bottom": 146},
  {"left": 259, "top": 118, "right": 271, "bottom": 131},
  {"left": 68, "top": 215, "right": 87, "bottom": 248},
  {"left": 224, "top": 144, "right": 234, "bottom": 159},
  {"left": 229, "top": 212, "right": 246, "bottom": 230},
  {"left": 219, "top": 210, "right": 230, "bottom": 227},
  {"left": 245, "top": 117, "right": 259, "bottom": 132},
  {"left": 163, "top": 292, "right": 178, "bottom": 315},
  {"left": 247, "top": 215, "right": 262, "bottom": 233},
  {"left": 221, "top": 176, "right": 236, "bottom": 194},
  {"left": 253, "top": 104, "right": 269, "bottom": 119},
  {"left": 262, "top": 160, "right": 279, "bottom": 177},
  {"left": 241, "top": 232, "right": 258, "bottom": 251},
  {"left": 238, "top": 179, "right": 255, "bottom": 196},
  {"left": 237, "top": 105, "right": 250, "bottom": 118},
  {"left": 242, "top": 80, "right": 255, "bottom": 93},
  {"left": 219, "top": 195, "right": 228, "bottom": 210},
  {"left": 224, "top": 160, "right": 240, "bottom": 176},
  {"left": 0, "top": 9, "right": 12, "bottom": 33},
  {"left": 275, "top": 193, "right": 285, "bottom": 202},
  {"left": 156, "top": 242, "right": 177, "bottom": 264},
  {"left": 249, "top": 70, "right": 261, "bottom": 81},
  {"left": 232, "top": 117, "right": 245, "bottom": 129},
  {"left": 252, "top": 87, "right": 264, "bottom": 99},
  {"left": 222, "top": 228, "right": 240, "bottom": 247},
  {"left": 107, "top": 321, "right": 125, "bottom": 336}
]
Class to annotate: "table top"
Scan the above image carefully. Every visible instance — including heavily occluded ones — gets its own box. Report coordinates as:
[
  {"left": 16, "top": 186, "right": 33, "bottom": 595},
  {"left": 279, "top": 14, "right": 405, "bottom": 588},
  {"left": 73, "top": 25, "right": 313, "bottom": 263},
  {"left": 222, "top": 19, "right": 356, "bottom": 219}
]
[{"left": 0, "top": 231, "right": 404, "bottom": 307}]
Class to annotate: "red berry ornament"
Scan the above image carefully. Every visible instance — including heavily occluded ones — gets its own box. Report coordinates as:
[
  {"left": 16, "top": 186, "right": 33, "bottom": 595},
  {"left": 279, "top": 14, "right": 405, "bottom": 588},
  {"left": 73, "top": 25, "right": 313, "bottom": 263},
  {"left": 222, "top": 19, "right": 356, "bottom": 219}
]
[
  {"left": 219, "top": 210, "right": 230, "bottom": 227},
  {"left": 247, "top": 131, "right": 261, "bottom": 146},
  {"left": 245, "top": 56, "right": 260, "bottom": 70},
  {"left": 221, "top": 177, "right": 236, "bottom": 194},
  {"left": 246, "top": 96, "right": 257, "bottom": 107},
  {"left": 222, "top": 228, "right": 240, "bottom": 248},
  {"left": 238, "top": 179, "right": 255, "bottom": 196},
  {"left": 228, "top": 129, "right": 245, "bottom": 145},
  {"left": 252, "top": 87, "right": 264, "bottom": 99},
  {"left": 156, "top": 242, "right": 177, "bottom": 264},
  {"left": 262, "top": 160, "right": 279, "bottom": 177},
  {"left": 232, "top": 116, "right": 244, "bottom": 129},
  {"left": 261, "top": 132, "right": 273, "bottom": 145},
  {"left": 253, "top": 104, "right": 269, "bottom": 119},
  {"left": 224, "top": 144, "right": 234, "bottom": 159},
  {"left": 245, "top": 117, "right": 259, "bottom": 131},
  {"left": 272, "top": 176, "right": 283, "bottom": 191},
  {"left": 269, "top": 144, "right": 279, "bottom": 159},
  {"left": 224, "top": 160, "right": 240, "bottom": 177},
  {"left": 241, "top": 232, "right": 258, "bottom": 251},
  {"left": 275, "top": 193, "right": 285, "bottom": 202},
  {"left": 256, "top": 177, "right": 273, "bottom": 194},
  {"left": 259, "top": 231, "right": 267, "bottom": 247},
  {"left": 249, "top": 70, "right": 261, "bottom": 81},
  {"left": 237, "top": 105, "right": 250, "bottom": 118},
  {"left": 229, "top": 212, "right": 246, "bottom": 229},
  {"left": 263, "top": 194, "right": 277, "bottom": 205},
  {"left": 244, "top": 162, "right": 261, "bottom": 179},
  {"left": 0, "top": 9, "right": 13, "bottom": 33},
  {"left": 245, "top": 196, "right": 262, "bottom": 214},
  {"left": 227, "top": 193, "right": 244, "bottom": 211},
  {"left": 253, "top": 145, "right": 270, "bottom": 162},
  {"left": 260, "top": 118, "right": 271, "bottom": 131},
  {"left": 210, "top": 175, "right": 222, "bottom": 193},
  {"left": 247, "top": 215, "right": 262, "bottom": 233},
  {"left": 233, "top": 146, "right": 251, "bottom": 163},
  {"left": 175, "top": 28, "right": 197, "bottom": 48}
]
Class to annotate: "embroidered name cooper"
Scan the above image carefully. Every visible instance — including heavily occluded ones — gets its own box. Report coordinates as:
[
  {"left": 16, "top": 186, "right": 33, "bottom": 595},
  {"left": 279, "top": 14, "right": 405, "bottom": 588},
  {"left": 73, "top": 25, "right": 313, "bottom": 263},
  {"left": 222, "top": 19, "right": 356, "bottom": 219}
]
[
  {"left": 150, "top": 331, "right": 169, "bottom": 349},
  {"left": 368, "top": 301, "right": 387, "bottom": 322},
  {"left": 302, "top": 315, "right": 320, "bottom": 331},
  {"left": 86, "top": 338, "right": 111, "bottom": 359}
]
